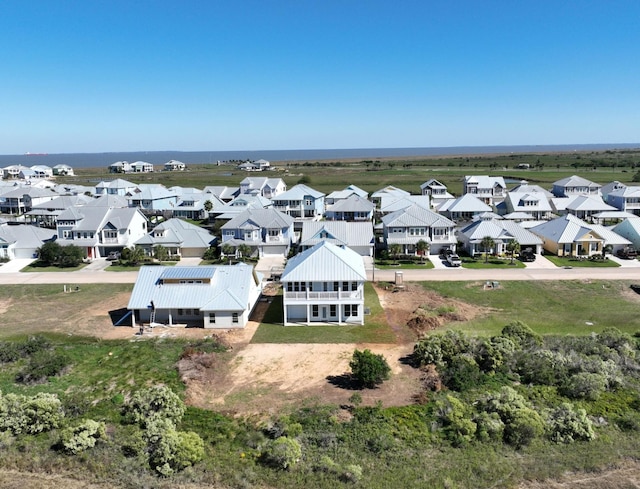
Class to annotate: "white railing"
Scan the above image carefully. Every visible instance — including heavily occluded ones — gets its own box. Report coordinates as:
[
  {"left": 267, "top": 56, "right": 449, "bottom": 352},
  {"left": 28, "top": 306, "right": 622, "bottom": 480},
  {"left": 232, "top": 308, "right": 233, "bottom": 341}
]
[{"left": 285, "top": 291, "right": 362, "bottom": 300}]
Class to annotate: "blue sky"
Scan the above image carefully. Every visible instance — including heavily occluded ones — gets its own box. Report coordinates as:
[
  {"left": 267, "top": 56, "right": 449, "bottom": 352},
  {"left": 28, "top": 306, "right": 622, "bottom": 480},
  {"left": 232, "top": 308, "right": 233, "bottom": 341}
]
[{"left": 2, "top": 0, "right": 639, "bottom": 153}]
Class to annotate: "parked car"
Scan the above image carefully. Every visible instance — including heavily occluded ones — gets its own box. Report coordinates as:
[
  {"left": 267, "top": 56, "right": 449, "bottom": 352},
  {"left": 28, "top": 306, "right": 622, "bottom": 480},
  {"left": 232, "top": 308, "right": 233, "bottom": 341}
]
[
  {"left": 616, "top": 247, "right": 638, "bottom": 260},
  {"left": 519, "top": 249, "right": 536, "bottom": 262},
  {"left": 106, "top": 251, "right": 121, "bottom": 261},
  {"left": 447, "top": 253, "right": 462, "bottom": 267}
]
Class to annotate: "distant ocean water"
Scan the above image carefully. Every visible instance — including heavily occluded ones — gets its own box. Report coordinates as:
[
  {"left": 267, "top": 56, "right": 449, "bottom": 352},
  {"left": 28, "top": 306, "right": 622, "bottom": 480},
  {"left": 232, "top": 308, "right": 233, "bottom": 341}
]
[{"left": 1, "top": 144, "right": 638, "bottom": 169}]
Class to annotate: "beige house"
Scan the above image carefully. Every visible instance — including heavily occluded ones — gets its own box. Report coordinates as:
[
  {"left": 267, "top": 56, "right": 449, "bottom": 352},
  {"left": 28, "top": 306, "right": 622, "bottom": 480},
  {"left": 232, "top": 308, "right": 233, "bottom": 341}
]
[{"left": 530, "top": 214, "right": 604, "bottom": 257}]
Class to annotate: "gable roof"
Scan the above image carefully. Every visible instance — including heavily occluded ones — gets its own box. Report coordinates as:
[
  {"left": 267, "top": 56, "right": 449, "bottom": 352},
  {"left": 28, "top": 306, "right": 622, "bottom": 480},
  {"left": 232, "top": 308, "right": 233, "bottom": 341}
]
[
  {"left": 221, "top": 208, "right": 294, "bottom": 230},
  {"left": 299, "top": 221, "right": 374, "bottom": 248},
  {"left": 437, "top": 193, "right": 492, "bottom": 213},
  {"left": 381, "top": 204, "right": 455, "bottom": 228},
  {"left": 530, "top": 214, "right": 603, "bottom": 244},
  {"left": 553, "top": 175, "right": 601, "bottom": 188},
  {"left": 326, "top": 195, "right": 375, "bottom": 213},
  {"left": 459, "top": 219, "right": 543, "bottom": 244},
  {"left": 135, "top": 218, "right": 215, "bottom": 248},
  {"left": 281, "top": 241, "right": 366, "bottom": 282},
  {"left": 272, "top": 184, "right": 325, "bottom": 200}
]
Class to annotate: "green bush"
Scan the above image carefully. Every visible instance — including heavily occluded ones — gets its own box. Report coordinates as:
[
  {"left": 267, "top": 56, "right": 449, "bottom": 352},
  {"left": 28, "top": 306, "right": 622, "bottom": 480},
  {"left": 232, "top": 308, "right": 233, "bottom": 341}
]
[
  {"left": 0, "top": 391, "right": 64, "bottom": 435},
  {"left": 475, "top": 336, "right": 516, "bottom": 373},
  {"left": 503, "top": 408, "right": 545, "bottom": 448},
  {"left": 122, "top": 385, "right": 185, "bottom": 428},
  {"left": 561, "top": 372, "right": 607, "bottom": 401},
  {"left": 500, "top": 321, "right": 542, "bottom": 348},
  {"left": 144, "top": 419, "right": 205, "bottom": 476},
  {"left": 546, "top": 403, "right": 595, "bottom": 443},
  {"left": 349, "top": 349, "right": 391, "bottom": 388},
  {"left": 442, "top": 354, "right": 483, "bottom": 391},
  {"left": 435, "top": 395, "right": 477, "bottom": 447},
  {"left": 260, "top": 436, "right": 302, "bottom": 470},
  {"left": 60, "top": 419, "right": 106, "bottom": 454},
  {"left": 413, "top": 330, "right": 471, "bottom": 368}
]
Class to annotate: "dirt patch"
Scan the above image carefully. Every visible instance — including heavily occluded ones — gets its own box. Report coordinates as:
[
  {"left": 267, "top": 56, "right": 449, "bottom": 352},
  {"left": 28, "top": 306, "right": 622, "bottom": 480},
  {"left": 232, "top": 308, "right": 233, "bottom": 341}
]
[
  {"left": 375, "top": 282, "right": 489, "bottom": 338},
  {"left": 0, "top": 298, "right": 12, "bottom": 315}
]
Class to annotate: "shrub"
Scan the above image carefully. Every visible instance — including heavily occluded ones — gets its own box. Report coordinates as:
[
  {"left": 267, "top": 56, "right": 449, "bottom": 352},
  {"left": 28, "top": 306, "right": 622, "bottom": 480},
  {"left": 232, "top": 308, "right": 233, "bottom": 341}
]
[
  {"left": 441, "top": 354, "right": 483, "bottom": 391},
  {"left": 0, "top": 392, "right": 64, "bottom": 435},
  {"left": 561, "top": 372, "right": 607, "bottom": 401},
  {"left": 435, "top": 395, "right": 477, "bottom": 447},
  {"left": 503, "top": 408, "right": 545, "bottom": 448},
  {"left": 546, "top": 403, "right": 595, "bottom": 443},
  {"left": 349, "top": 349, "right": 391, "bottom": 388},
  {"left": 500, "top": 321, "right": 542, "bottom": 348},
  {"left": 144, "top": 419, "right": 205, "bottom": 476},
  {"left": 475, "top": 336, "right": 516, "bottom": 373},
  {"left": 474, "top": 412, "right": 504, "bottom": 442},
  {"left": 60, "top": 419, "right": 106, "bottom": 454},
  {"left": 413, "top": 330, "right": 471, "bottom": 368},
  {"left": 260, "top": 436, "right": 302, "bottom": 470},
  {"left": 122, "top": 385, "right": 185, "bottom": 428}
]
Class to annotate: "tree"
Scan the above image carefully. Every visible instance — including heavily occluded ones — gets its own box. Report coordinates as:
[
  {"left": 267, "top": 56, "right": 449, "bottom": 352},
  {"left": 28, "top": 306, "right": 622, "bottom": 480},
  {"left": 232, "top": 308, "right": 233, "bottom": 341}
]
[
  {"left": 37, "top": 241, "right": 61, "bottom": 265},
  {"left": 122, "top": 245, "right": 145, "bottom": 266},
  {"left": 388, "top": 243, "right": 402, "bottom": 265},
  {"left": 416, "top": 239, "right": 430, "bottom": 263},
  {"left": 221, "top": 243, "right": 235, "bottom": 258},
  {"left": 58, "top": 245, "right": 84, "bottom": 267},
  {"left": 505, "top": 240, "right": 520, "bottom": 265},
  {"left": 297, "top": 175, "right": 311, "bottom": 185},
  {"left": 349, "top": 349, "right": 391, "bottom": 388},
  {"left": 203, "top": 199, "right": 213, "bottom": 213},
  {"left": 237, "top": 243, "right": 252, "bottom": 259},
  {"left": 153, "top": 245, "right": 169, "bottom": 262},
  {"left": 480, "top": 236, "right": 496, "bottom": 263},
  {"left": 144, "top": 419, "right": 205, "bottom": 476}
]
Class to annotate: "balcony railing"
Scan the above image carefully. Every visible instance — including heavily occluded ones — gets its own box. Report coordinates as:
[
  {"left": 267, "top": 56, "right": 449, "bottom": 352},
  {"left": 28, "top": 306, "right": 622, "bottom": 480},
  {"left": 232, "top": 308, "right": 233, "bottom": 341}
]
[{"left": 285, "top": 291, "right": 362, "bottom": 300}]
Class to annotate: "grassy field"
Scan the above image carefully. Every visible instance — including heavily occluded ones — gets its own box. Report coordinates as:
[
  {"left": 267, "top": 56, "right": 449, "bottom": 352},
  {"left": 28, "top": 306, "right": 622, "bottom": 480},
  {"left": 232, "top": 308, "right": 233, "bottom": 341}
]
[
  {"left": 461, "top": 257, "right": 526, "bottom": 269},
  {"left": 251, "top": 282, "right": 397, "bottom": 343},
  {"left": 58, "top": 149, "right": 640, "bottom": 197},
  {"left": 544, "top": 255, "right": 621, "bottom": 267},
  {"left": 420, "top": 279, "right": 640, "bottom": 337}
]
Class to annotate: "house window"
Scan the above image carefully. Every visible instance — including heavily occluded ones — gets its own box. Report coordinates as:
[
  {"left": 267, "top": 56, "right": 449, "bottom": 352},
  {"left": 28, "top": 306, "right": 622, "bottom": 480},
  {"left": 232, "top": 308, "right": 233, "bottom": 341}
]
[
  {"left": 312, "top": 305, "right": 319, "bottom": 317},
  {"left": 287, "top": 282, "right": 293, "bottom": 292},
  {"left": 342, "top": 281, "right": 349, "bottom": 291},
  {"left": 268, "top": 229, "right": 279, "bottom": 237},
  {"left": 305, "top": 199, "right": 313, "bottom": 206},
  {"left": 344, "top": 304, "right": 359, "bottom": 317},
  {"left": 209, "top": 313, "right": 215, "bottom": 323},
  {"left": 178, "top": 309, "right": 184, "bottom": 315},
  {"left": 330, "top": 305, "right": 336, "bottom": 316},
  {"left": 232, "top": 313, "right": 238, "bottom": 323},
  {"left": 351, "top": 282, "right": 358, "bottom": 291},
  {"left": 333, "top": 282, "right": 339, "bottom": 292}
]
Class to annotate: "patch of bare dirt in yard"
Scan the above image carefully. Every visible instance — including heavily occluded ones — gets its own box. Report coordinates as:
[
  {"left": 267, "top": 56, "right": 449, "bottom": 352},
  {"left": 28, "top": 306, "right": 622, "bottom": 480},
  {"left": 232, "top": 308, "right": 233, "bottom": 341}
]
[
  {"left": 375, "top": 282, "right": 490, "bottom": 338},
  {"left": 0, "top": 298, "right": 12, "bottom": 315},
  {"left": 519, "top": 460, "right": 640, "bottom": 489}
]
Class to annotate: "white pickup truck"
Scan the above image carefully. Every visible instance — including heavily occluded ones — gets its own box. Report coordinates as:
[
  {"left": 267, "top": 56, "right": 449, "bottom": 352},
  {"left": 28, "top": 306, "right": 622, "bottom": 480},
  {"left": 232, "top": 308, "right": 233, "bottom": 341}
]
[{"left": 446, "top": 253, "right": 462, "bottom": 267}]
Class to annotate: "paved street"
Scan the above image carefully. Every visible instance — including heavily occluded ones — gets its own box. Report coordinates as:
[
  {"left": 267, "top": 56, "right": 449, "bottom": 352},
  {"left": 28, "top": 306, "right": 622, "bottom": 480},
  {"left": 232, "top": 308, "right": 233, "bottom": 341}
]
[{"left": 0, "top": 256, "right": 638, "bottom": 285}]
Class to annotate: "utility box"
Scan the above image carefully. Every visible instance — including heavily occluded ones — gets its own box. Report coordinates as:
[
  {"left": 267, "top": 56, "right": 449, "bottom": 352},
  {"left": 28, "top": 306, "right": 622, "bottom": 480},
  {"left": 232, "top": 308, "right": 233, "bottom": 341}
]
[{"left": 395, "top": 271, "right": 403, "bottom": 286}]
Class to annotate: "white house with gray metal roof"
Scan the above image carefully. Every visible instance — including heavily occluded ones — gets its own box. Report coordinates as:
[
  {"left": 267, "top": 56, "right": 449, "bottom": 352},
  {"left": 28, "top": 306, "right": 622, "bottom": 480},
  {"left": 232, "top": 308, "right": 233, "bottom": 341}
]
[
  {"left": 0, "top": 223, "right": 56, "bottom": 260},
  {"left": 127, "top": 264, "right": 262, "bottom": 329},
  {"left": 271, "top": 184, "right": 326, "bottom": 221},
  {"left": 299, "top": 221, "right": 374, "bottom": 256},
  {"left": 221, "top": 208, "right": 295, "bottom": 257},
  {"left": 381, "top": 204, "right": 456, "bottom": 255},
  {"left": 463, "top": 175, "right": 507, "bottom": 205},
  {"left": 239, "top": 177, "right": 286, "bottom": 198},
  {"left": 324, "top": 195, "right": 375, "bottom": 222},
  {"left": 437, "top": 194, "right": 492, "bottom": 222},
  {"left": 551, "top": 175, "right": 601, "bottom": 198},
  {"left": 325, "top": 184, "right": 368, "bottom": 205},
  {"left": 134, "top": 218, "right": 216, "bottom": 258},
  {"left": 457, "top": 219, "right": 543, "bottom": 256},
  {"left": 281, "top": 241, "right": 366, "bottom": 326}
]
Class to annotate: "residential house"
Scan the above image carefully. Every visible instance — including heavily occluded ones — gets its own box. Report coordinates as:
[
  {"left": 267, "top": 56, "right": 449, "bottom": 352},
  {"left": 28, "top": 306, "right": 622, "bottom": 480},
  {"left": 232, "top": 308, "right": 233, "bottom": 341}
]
[
  {"left": 203, "top": 186, "right": 240, "bottom": 202},
  {"left": 551, "top": 175, "right": 601, "bottom": 198},
  {"left": 2, "top": 165, "right": 29, "bottom": 179},
  {"left": 52, "top": 164, "right": 75, "bottom": 176},
  {"left": 172, "top": 191, "right": 209, "bottom": 220},
  {"left": 127, "top": 264, "right": 262, "bottom": 329},
  {"left": 601, "top": 181, "right": 627, "bottom": 201},
  {"left": 371, "top": 186, "right": 410, "bottom": 210},
  {"left": 437, "top": 194, "right": 492, "bottom": 222},
  {"left": 612, "top": 218, "right": 640, "bottom": 250},
  {"left": 238, "top": 159, "right": 270, "bottom": 171},
  {"left": 552, "top": 195, "right": 616, "bottom": 221},
  {"left": 95, "top": 179, "right": 138, "bottom": 196},
  {"left": 26, "top": 194, "right": 92, "bottom": 227},
  {"left": 271, "top": 184, "right": 325, "bottom": 221},
  {"left": 220, "top": 208, "right": 295, "bottom": 257},
  {"left": 30, "top": 165, "right": 53, "bottom": 178},
  {"left": 508, "top": 182, "right": 554, "bottom": 198},
  {"left": 209, "top": 194, "right": 271, "bottom": 221},
  {"left": 281, "top": 241, "right": 366, "bottom": 326},
  {"left": 127, "top": 185, "right": 179, "bottom": 214},
  {"left": 381, "top": 204, "right": 456, "bottom": 255},
  {"left": 324, "top": 195, "right": 375, "bottom": 222},
  {"left": 503, "top": 191, "right": 554, "bottom": 220},
  {"left": 299, "top": 221, "right": 374, "bottom": 256},
  {"left": 0, "top": 186, "right": 58, "bottom": 215},
  {"left": 457, "top": 219, "right": 543, "bottom": 256},
  {"left": 163, "top": 160, "right": 185, "bottom": 171},
  {"left": 108, "top": 161, "right": 132, "bottom": 173},
  {"left": 606, "top": 186, "right": 640, "bottom": 216},
  {"left": 238, "top": 177, "right": 286, "bottom": 198},
  {"left": 420, "top": 179, "right": 455, "bottom": 208},
  {"left": 55, "top": 206, "right": 148, "bottom": 259},
  {"left": 325, "top": 185, "right": 368, "bottom": 205},
  {"left": 0, "top": 224, "right": 56, "bottom": 260},
  {"left": 530, "top": 214, "right": 606, "bottom": 257},
  {"left": 130, "top": 161, "right": 154, "bottom": 173},
  {"left": 378, "top": 195, "right": 431, "bottom": 216},
  {"left": 134, "top": 218, "right": 216, "bottom": 258},
  {"left": 463, "top": 175, "right": 507, "bottom": 205}
]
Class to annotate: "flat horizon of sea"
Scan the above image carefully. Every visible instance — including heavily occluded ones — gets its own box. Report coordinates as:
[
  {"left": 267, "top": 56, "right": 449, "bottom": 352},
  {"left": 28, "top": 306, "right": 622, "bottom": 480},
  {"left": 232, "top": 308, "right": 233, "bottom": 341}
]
[{"left": 0, "top": 143, "right": 639, "bottom": 168}]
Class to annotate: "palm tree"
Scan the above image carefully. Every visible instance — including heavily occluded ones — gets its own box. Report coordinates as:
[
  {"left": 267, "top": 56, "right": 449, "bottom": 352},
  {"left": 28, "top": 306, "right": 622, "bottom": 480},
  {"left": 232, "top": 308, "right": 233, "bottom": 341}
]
[
  {"left": 221, "top": 243, "right": 234, "bottom": 258},
  {"left": 416, "top": 240, "right": 430, "bottom": 263},
  {"left": 480, "top": 236, "right": 496, "bottom": 263},
  {"left": 388, "top": 243, "right": 402, "bottom": 265},
  {"left": 237, "top": 244, "right": 252, "bottom": 260},
  {"left": 153, "top": 245, "right": 169, "bottom": 262},
  {"left": 506, "top": 240, "right": 520, "bottom": 265}
]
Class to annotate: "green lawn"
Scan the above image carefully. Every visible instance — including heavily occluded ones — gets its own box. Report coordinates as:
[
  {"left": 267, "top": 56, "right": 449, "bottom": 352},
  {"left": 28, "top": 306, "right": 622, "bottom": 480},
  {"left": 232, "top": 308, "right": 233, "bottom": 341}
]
[
  {"left": 420, "top": 280, "right": 640, "bottom": 337},
  {"left": 544, "top": 255, "right": 620, "bottom": 267},
  {"left": 21, "top": 262, "right": 88, "bottom": 272},
  {"left": 460, "top": 256, "right": 526, "bottom": 269},
  {"left": 251, "top": 283, "right": 397, "bottom": 344},
  {"left": 376, "top": 259, "right": 434, "bottom": 270},
  {"left": 106, "top": 261, "right": 177, "bottom": 271}
]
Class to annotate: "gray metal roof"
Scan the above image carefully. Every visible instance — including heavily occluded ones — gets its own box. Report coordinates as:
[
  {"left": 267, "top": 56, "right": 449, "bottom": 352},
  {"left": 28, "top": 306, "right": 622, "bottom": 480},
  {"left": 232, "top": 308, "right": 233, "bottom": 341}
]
[
  {"left": 299, "top": 221, "right": 373, "bottom": 248},
  {"left": 221, "top": 208, "right": 293, "bottom": 230},
  {"left": 281, "top": 241, "right": 366, "bottom": 282},
  {"left": 382, "top": 204, "right": 455, "bottom": 228}
]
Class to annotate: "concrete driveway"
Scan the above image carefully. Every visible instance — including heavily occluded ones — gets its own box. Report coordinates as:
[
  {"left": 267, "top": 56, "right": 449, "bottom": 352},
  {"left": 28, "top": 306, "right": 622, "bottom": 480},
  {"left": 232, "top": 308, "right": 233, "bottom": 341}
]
[
  {"left": 523, "top": 254, "right": 558, "bottom": 269},
  {"left": 0, "top": 258, "right": 36, "bottom": 273}
]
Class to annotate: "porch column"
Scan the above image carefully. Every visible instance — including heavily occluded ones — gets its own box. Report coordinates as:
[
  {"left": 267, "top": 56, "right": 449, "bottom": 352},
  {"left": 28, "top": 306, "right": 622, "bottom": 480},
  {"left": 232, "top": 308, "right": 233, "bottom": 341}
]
[
  {"left": 306, "top": 304, "right": 310, "bottom": 326},
  {"left": 283, "top": 303, "right": 288, "bottom": 326}
]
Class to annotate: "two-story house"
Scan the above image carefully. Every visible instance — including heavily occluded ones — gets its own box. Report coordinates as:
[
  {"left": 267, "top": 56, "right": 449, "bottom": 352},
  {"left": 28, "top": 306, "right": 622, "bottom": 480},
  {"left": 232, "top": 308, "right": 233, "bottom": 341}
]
[
  {"left": 163, "top": 160, "right": 185, "bottom": 171},
  {"left": 420, "top": 179, "right": 454, "bottom": 208},
  {"left": 324, "top": 195, "right": 375, "bottom": 222},
  {"left": 55, "top": 206, "right": 148, "bottom": 259},
  {"left": 325, "top": 184, "right": 368, "bottom": 205},
  {"left": 463, "top": 176, "right": 507, "bottom": 205},
  {"left": 127, "top": 185, "right": 179, "bottom": 214},
  {"left": 551, "top": 175, "right": 601, "bottom": 198},
  {"left": 220, "top": 208, "right": 295, "bottom": 257},
  {"left": 437, "top": 194, "right": 492, "bottom": 222},
  {"left": 299, "top": 221, "right": 374, "bottom": 256},
  {"left": 503, "top": 191, "right": 554, "bottom": 220},
  {"left": 606, "top": 186, "right": 640, "bottom": 216},
  {"left": 134, "top": 218, "right": 216, "bottom": 258},
  {"left": 238, "top": 177, "right": 286, "bottom": 199},
  {"left": 381, "top": 204, "right": 457, "bottom": 255},
  {"left": 95, "top": 179, "right": 139, "bottom": 196},
  {"left": 271, "top": 184, "right": 325, "bottom": 221},
  {"left": 281, "top": 241, "right": 366, "bottom": 326}
]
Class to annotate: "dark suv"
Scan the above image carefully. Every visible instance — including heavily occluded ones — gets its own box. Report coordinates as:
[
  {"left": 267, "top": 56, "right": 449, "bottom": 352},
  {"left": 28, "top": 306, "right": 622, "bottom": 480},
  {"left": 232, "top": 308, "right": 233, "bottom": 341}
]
[{"left": 519, "top": 249, "right": 536, "bottom": 262}]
